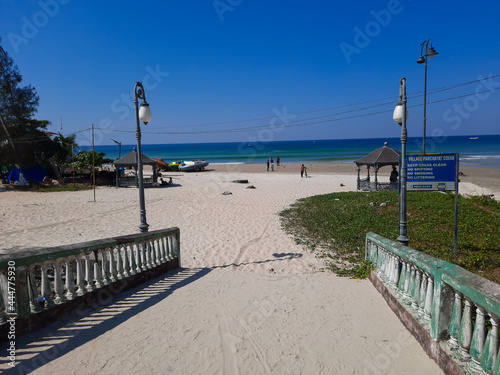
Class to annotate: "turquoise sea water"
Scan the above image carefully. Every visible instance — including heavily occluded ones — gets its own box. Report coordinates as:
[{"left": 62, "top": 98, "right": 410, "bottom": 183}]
[{"left": 84, "top": 135, "right": 500, "bottom": 169}]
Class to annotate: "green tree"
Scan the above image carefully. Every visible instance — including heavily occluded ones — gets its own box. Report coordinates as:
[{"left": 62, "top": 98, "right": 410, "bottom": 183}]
[
  {"left": 71, "top": 150, "right": 113, "bottom": 171},
  {"left": 0, "top": 38, "right": 55, "bottom": 168}
]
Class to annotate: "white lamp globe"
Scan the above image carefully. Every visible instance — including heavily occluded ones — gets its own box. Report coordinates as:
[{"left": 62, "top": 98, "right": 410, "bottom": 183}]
[{"left": 139, "top": 102, "right": 152, "bottom": 124}]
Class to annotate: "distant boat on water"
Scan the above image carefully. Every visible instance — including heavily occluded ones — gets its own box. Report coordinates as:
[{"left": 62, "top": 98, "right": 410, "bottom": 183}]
[{"left": 469, "top": 137, "right": 479, "bottom": 140}]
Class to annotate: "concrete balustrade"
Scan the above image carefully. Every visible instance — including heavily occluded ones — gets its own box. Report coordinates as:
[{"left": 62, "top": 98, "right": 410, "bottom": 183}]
[
  {"left": 366, "top": 232, "right": 500, "bottom": 375},
  {"left": 0, "top": 228, "right": 180, "bottom": 339}
]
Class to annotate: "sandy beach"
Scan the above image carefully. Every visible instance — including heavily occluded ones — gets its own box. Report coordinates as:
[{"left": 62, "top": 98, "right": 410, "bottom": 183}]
[{"left": 1, "top": 163, "right": 497, "bottom": 373}]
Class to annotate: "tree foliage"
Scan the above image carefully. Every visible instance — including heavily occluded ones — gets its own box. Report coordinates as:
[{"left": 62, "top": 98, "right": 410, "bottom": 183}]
[
  {"left": 0, "top": 38, "right": 73, "bottom": 170},
  {"left": 70, "top": 150, "right": 113, "bottom": 171}
]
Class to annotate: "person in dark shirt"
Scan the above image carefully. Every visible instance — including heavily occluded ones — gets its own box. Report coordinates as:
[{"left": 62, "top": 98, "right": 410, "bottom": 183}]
[{"left": 390, "top": 166, "right": 399, "bottom": 184}]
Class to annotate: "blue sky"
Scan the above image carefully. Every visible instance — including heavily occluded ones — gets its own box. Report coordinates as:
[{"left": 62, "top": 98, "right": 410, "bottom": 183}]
[{"left": 1, "top": 0, "right": 499, "bottom": 146}]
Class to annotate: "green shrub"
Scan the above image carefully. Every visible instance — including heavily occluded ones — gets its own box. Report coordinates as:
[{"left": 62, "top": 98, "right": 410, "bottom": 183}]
[{"left": 280, "top": 191, "right": 500, "bottom": 283}]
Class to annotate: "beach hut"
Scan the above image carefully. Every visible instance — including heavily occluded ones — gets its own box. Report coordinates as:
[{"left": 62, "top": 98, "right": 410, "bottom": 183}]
[
  {"left": 354, "top": 142, "right": 400, "bottom": 191},
  {"left": 113, "top": 150, "right": 158, "bottom": 187}
]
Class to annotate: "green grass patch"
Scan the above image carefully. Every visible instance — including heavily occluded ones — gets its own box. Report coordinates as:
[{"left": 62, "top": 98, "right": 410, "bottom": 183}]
[{"left": 280, "top": 191, "right": 500, "bottom": 283}]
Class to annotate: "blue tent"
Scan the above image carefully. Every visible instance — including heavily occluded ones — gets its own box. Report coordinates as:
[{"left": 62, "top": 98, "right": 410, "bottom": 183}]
[{"left": 8, "top": 166, "right": 47, "bottom": 184}]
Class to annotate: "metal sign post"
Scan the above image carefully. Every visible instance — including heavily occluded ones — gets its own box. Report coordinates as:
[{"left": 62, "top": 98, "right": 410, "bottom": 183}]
[{"left": 406, "top": 153, "right": 460, "bottom": 253}]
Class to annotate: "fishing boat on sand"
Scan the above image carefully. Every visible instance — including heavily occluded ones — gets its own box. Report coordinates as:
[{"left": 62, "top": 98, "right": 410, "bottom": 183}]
[
  {"left": 155, "top": 158, "right": 170, "bottom": 171},
  {"left": 178, "top": 160, "right": 209, "bottom": 172},
  {"left": 168, "top": 162, "right": 180, "bottom": 171}
]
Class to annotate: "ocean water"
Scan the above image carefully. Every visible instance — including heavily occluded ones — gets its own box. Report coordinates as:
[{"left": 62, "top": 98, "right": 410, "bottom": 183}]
[{"left": 84, "top": 135, "right": 500, "bottom": 169}]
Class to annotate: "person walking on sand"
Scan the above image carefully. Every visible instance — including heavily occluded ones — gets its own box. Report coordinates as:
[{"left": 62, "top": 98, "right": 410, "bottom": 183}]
[
  {"left": 277, "top": 156, "right": 280, "bottom": 166},
  {"left": 301, "top": 164, "right": 307, "bottom": 178},
  {"left": 267, "top": 159, "right": 270, "bottom": 171}
]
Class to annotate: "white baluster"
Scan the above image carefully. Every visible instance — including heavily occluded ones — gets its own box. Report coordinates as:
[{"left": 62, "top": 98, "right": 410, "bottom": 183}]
[
  {"left": 424, "top": 275, "right": 433, "bottom": 319},
  {"left": 27, "top": 267, "right": 41, "bottom": 313},
  {"left": 145, "top": 241, "right": 153, "bottom": 269},
  {"left": 397, "top": 261, "right": 406, "bottom": 292},
  {"left": 85, "top": 254, "right": 95, "bottom": 292},
  {"left": 480, "top": 314, "right": 498, "bottom": 373},
  {"left": 449, "top": 292, "right": 463, "bottom": 345},
  {"left": 403, "top": 263, "right": 411, "bottom": 298},
  {"left": 122, "top": 245, "right": 131, "bottom": 278},
  {"left": 76, "top": 257, "right": 86, "bottom": 296},
  {"left": 418, "top": 273, "right": 428, "bottom": 313},
  {"left": 65, "top": 260, "right": 76, "bottom": 300},
  {"left": 137, "top": 243, "right": 146, "bottom": 272},
  {"left": 109, "top": 248, "right": 117, "bottom": 282},
  {"left": 160, "top": 237, "right": 167, "bottom": 263},
  {"left": 129, "top": 244, "right": 138, "bottom": 275},
  {"left": 470, "top": 305, "right": 486, "bottom": 364},
  {"left": 101, "top": 251, "right": 110, "bottom": 285},
  {"left": 40, "top": 263, "right": 53, "bottom": 307},
  {"left": 94, "top": 260, "right": 103, "bottom": 289},
  {"left": 167, "top": 236, "right": 173, "bottom": 260},
  {"left": 53, "top": 263, "right": 65, "bottom": 304},
  {"left": 394, "top": 256, "right": 401, "bottom": 285},
  {"left": 458, "top": 299, "right": 473, "bottom": 358},
  {"left": 155, "top": 239, "right": 162, "bottom": 266}
]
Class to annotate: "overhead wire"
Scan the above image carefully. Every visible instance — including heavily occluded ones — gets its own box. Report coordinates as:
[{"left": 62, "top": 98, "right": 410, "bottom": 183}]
[
  {"left": 99, "top": 88, "right": 499, "bottom": 135},
  {"left": 143, "top": 74, "right": 500, "bottom": 130}
]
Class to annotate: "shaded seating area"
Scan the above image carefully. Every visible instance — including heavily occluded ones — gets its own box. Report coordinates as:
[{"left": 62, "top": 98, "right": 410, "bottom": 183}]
[
  {"left": 354, "top": 142, "right": 400, "bottom": 191},
  {"left": 113, "top": 150, "right": 158, "bottom": 187}
]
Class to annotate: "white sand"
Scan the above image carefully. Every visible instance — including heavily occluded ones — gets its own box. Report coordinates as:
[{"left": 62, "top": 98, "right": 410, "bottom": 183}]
[{"left": 0, "top": 171, "right": 464, "bottom": 373}]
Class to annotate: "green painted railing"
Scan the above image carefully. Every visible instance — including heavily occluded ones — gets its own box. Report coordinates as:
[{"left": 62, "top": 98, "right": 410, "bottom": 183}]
[
  {"left": 0, "top": 228, "right": 180, "bottom": 321},
  {"left": 366, "top": 232, "right": 500, "bottom": 375}
]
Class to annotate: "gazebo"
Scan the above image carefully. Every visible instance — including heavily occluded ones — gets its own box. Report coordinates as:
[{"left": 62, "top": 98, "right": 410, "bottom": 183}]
[
  {"left": 354, "top": 142, "right": 400, "bottom": 191},
  {"left": 113, "top": 149, "right": 158, "bottom": 187}
]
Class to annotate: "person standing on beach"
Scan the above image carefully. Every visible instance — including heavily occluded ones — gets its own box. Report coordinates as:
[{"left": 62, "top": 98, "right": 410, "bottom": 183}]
[
  {"left": 390, "top": 166, "right": 399, "bottom": 184},
  {"left": 267, "top": 159, "right": 270, "bottom": 171},
  {"left": 271, "top": 160, "right": 274, "bottom": 171},
  {"left": 301, "top": 164, "right": 306, "bottom": 178},
  {"left": 277, "top": 156, "right": 280, "bottom": 166}
]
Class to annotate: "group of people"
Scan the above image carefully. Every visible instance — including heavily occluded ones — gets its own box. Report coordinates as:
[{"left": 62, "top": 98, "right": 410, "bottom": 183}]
[{"left": 266, "top": 156, "right": 280, "bottom": 171}]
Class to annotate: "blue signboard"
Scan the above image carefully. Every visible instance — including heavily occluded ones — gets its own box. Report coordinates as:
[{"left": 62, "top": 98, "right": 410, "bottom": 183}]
[{"left": 406, "top": 154, "right": 458, "bottom": 191}]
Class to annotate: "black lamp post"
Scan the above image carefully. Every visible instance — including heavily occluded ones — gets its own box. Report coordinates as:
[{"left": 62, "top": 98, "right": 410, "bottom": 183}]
[
  {"left": 393, "top": 77, "right": 409, "bottom": 246},
  {"left": 134, "top": 82, "right": 152, "bottom": 233},
  {"left": 417, "top": 39, "right": 438, "bottom": 155}
]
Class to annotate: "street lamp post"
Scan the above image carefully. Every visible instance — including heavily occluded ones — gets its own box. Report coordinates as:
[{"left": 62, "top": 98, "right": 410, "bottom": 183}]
[
  {"left": 393, "top": 77, "right": 409, "bottom": 246},
  {"left": 111, "top": 138, "right": 122, "bottom": 159},
  {"left": 134, "top": 82, "right": 153, "bottom": 233},
  {"left": 417, "top": 39, "right": 438, "bottom": 155}
]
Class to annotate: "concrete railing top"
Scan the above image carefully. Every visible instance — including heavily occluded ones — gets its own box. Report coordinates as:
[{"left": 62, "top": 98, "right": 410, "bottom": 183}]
[{"left": 0, "top": 227, "right": 180, "bottom": 269}]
